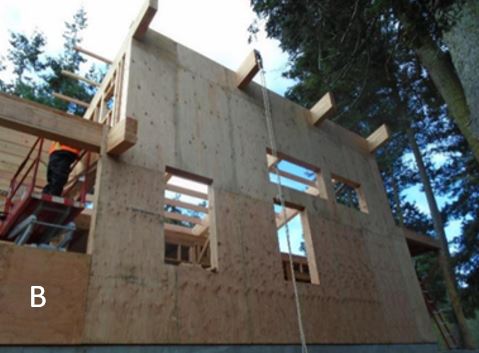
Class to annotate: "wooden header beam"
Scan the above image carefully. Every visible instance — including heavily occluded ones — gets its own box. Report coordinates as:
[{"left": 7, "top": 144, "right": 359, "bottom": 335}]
[
  {"left": 367, "top": 124, "right": 390, "bottom": 153},
  {"left": 53, "top": 92, "right": 90, "bottom": 109},
  {"left": 236, "top": 50, "right": 261, "bottom": 89},
  {"left": 61, "top": 70, "right": 100, "bottom": 87},
  {"left": 309, "top": 92, "right": 336, "bottom": 126},
  {"left": 0, "top": 93, "right": 102, "bottom": 151},
  {"left": 401, "top": 227, "right": 441, "bottom": 256},
  {"left": 133, "top": 0, "right": 158, "bottom": 40},
  {"left": 0, "top": 93, "right": 138, "bottom": 155},
  {"left": 74, "top": 45, "right": 113, "bottom": 65}
]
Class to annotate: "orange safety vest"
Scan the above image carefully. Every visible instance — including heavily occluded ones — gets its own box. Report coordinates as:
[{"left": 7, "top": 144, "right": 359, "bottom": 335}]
[{"left": 49, "top": 142, "right": 80, "bottom": 156}]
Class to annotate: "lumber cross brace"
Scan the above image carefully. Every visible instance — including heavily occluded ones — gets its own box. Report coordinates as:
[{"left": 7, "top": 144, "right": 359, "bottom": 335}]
[{"left": 0, "top": 93, "right": 137, "bottom": 156}]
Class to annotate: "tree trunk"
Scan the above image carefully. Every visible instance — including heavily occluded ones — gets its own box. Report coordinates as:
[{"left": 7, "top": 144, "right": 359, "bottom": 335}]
[
  {"left": 442, "top": 0, "right": 479, "bottom": 141},
  {"left": 407, "top": 127, "right": 475, "bottom": 349},
  {"left": 390, "top": 167, "right": 404, "bottom": 227},
  {"left": 395, "top": 3, "right": 479, "bottom": 162}
]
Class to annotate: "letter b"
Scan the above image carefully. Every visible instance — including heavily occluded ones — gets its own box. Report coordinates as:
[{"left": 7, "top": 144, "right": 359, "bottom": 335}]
[{"left": 31, "top": 286, "right": 46, "bottom": 308}]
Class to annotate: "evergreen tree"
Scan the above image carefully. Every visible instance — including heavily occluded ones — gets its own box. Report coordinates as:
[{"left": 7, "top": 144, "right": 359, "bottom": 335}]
[{"left": 1, "top": 7, "right": 105, "bottom": 114}]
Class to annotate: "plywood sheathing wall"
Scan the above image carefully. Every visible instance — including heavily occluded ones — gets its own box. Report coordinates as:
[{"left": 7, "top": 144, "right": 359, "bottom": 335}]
[
  {"left": 0, "top": 242, "right": 90, "bottom": 344},
  {"left": 83, "top": 30, "right": 435, "bottom": 344}
]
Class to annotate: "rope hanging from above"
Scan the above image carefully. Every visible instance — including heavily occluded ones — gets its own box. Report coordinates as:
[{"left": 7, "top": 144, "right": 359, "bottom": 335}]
[{"left": 256, "top": 52, "right": 309, "bottom": 353}]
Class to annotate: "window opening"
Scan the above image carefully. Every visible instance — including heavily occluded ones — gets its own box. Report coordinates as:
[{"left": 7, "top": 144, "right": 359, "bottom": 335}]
[
  {"left": 163, "top": 168, "right": 211, "bottom": 267},
  {"left": 266, "top": 150, "right": 326, "bottom": 198},
  {"left": 273, "top": 202, "right": 318, "bottom": 284},
  {"left": 331, "top": 174, "right": 368, "bottom": 213}
]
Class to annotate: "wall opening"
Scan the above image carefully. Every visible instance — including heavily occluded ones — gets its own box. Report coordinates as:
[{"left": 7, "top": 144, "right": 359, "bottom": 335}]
[
  {"left": 273, "top": 201, "right": 319, "bottom": 284},
  {"left": 331, "top": 174, "right": 368, "bottom": 213},
  {"left": 163, "top": 167, "right": 212, "bottom": 268},
  {"left": 266, "top": 149, "right": 327, "bottom": 198}
]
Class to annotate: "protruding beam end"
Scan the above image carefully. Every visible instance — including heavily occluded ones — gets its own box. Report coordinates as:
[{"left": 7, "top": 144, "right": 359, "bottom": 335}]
[
  {"left": 107, "top": 116, "right": 138, "bottom": 155},
  {"left": 367, "top": 124, "right": 390, "bottom": 153},
  {"left": 236, "top": 49, "right": 261, "bottom": 89},
  {"left": 309, "top": 92, "right": 336, "bottom": 126}
]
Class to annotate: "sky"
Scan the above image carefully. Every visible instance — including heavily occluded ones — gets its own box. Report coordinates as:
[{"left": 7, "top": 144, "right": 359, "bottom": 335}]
[
  {"left": 0, "top": 1, "right": 461, "bottom": 249},
  {"left": 0, "top": 0, "right": 295, "bottom": 94}
]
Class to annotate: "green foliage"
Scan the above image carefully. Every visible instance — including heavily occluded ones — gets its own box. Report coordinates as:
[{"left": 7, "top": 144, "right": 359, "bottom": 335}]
[{"left": 1, "top": 7, "right": 106, "bottom": 115}]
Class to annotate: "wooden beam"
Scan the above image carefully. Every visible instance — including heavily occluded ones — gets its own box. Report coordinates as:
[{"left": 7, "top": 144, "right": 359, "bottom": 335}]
[
  {"left": 309, "top": 92, "right": 336, "bottom": 126},
  {"left": 164, "top": 211, "right": 206, "bottom": 226},
  {"left": 236, "top": 50, "right": 261, "bottom": 89},
  {"left": 367, "top": 124, "right": 390, "bottom": 152},
  {"left": 74, "top": 45, "right": 112, "bottom": 65},
  {"left": 0, "top": 93, "right": 102, "bottom": 151},
  {"left": 164, "top": 198, "right": 208, "bottom": 213},
  {"left": 192, "top": 215, "right": 209, "bottom": 236},
  {"left": 53, "top": 92, "right": 90, "bottom": 109},
  {"left": 61, "top": 70, "right": 100, "bottom": 87},
  {"left": 331, "top": 173, "right": 360, "bottom": 188},
  {"left": 106, "top": 116, "right": 138, "bottom": 155},
  {"left": 165, "top": 184, "right": 208, "bottom": 200},
  {"left": 75, "top": 209, "right": 93, "bottom": 231},
  {"left": 266, "top": 154, "right": 279, "bottom": 169},
  {"left": 275, "top": 207, "right": 299, "bottom": 229},
  {"left": 271, "top": 168, "right": 317, "bottom": 188},
  {"left": 164, "top": 228, "right": 207, "bottom": 246},
  {"left": 133, "top": 0, "right": 158, "bottom": 40},
  {"left": 401, "top": 227, "right": 441, "bottom": 256},
  {"left": 164, "top": 223, "right": 195, "bottom": 236}
]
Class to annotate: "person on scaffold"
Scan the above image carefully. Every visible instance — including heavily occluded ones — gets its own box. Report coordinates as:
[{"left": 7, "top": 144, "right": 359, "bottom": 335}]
[{"left": 42, "top": 142, "right": 80, "bottom": 196}]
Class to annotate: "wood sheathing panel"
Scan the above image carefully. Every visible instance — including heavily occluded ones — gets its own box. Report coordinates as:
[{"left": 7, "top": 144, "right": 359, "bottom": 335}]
[
  {"left": 0, "top": 243, "right": 90, "bottom": 343},
  {"left": 81, "top": 30, "right": 435, "bottom": 344}
]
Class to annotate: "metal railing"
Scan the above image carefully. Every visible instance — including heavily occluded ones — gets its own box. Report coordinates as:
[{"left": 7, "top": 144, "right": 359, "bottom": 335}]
[
  {"left": 3, "top": 138, "right": 91, "bottom": 217},
  {"left": 4, "top": 137, "right": 44, "bottom": 215}
]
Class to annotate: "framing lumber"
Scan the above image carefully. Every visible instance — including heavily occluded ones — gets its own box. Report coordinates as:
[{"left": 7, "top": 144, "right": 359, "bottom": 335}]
[
  {"left": 165, "top": 184, "right": 208, "bottom": 200},
  {"left": 165, "top": 230, "right": 207, "bottom": 246},
  {"left": 164, "top": 223, "right": 195, "bottom": 236},
  {"left": 367, "top": 124, "right": 390, "bottom": 152},
  {"left": 61, "top": 70, "right": 100, "bottom": 87},
  {"left": 236, "top": 50, "right": 261, "bottom": 89},
  {"left": 133, "top": 0, "right": 158, "bottom": 40},
  {"left": 192, "top": 215, "right": 209, "bottom": 236},
  {"left": 106, "top": 116, "right": 138, "bottom": 155},
  {"left": 271, "top": 168, "right": 317, "bottom": 188},
  {"left": 164, "top": 198, "right": 208, "bottom": 213},
  {"left": 266, "top": 154, "right": 279, "bottom": 169},
  {"left": 53, "top": 92, "right": 90, "bottom": 108},
  {"left": 331, "top": 173, "right": 361, "bottom": 188},
  {"left": 74, "top": 45, "right": 113, "bottom": 65},
  {"left": 164, "top": 211, "right": 206, "bottom": 226},
  {"left": 275, "top": 207, "right": 299, "bottom": 229},
  {"left": 0, "top": 93, "right": 102, "bottom": 151},
  {"left": 309, "top": 92, "right": 336, "bottom": 126},
  {"left": 402, "top": 227, "right": 441, "bottom": 256}
]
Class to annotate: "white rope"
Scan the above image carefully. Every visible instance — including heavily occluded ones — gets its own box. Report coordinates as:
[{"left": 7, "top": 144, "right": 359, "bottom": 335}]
[{"left": 257, "top": 54, "right": 309, "bottom": 353}]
